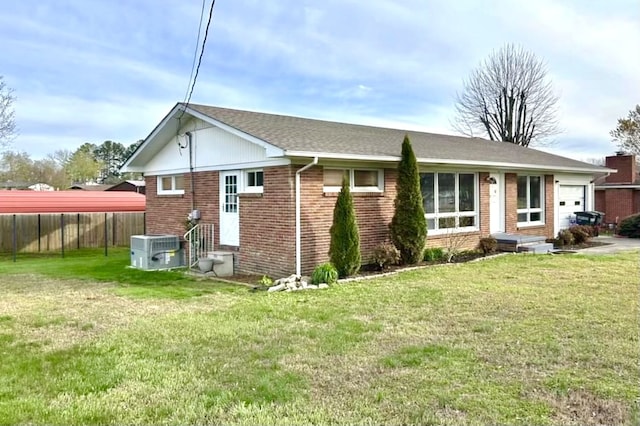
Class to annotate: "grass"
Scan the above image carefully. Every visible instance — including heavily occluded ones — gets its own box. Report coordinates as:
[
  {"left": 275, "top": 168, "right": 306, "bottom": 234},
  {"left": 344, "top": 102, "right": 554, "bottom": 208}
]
[{"left": 0, "top": 249, "right": 638, "bottom": 425}]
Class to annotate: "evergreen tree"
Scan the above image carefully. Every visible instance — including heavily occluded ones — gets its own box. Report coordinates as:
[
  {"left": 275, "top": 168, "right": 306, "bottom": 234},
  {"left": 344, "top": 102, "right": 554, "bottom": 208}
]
[
  {"left": 329, "top": 176, "right": 361, "bottom": 277},
  {"left": 390, "top": 135, "right": 427, "bottom": 264}
]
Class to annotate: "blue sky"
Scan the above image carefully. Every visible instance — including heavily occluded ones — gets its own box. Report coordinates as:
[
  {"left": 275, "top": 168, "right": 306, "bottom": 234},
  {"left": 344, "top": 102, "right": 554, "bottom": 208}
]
[{"left": 2, "top": 0, "right": 638, "bottom": 160}]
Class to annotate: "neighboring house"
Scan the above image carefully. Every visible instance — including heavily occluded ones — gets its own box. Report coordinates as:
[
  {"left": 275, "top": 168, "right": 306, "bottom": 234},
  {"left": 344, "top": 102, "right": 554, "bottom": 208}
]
[
  {"left": 28, "top": 183, "right": 55, "bottom": 191},
  {"left": 106, "top": 180, "right": 146, "bottom": 194},
  {"left": 594, "top": 153, "right": 639, "bottom": 225},
  {"left": 68, "top": 184, "right": 112, "bottom": 191},
  {"left": 0, "top": 181, "right": 31, "bottom": 190},
  {"left": 122, "top": 103, "right": 610, "bottom": 277}
]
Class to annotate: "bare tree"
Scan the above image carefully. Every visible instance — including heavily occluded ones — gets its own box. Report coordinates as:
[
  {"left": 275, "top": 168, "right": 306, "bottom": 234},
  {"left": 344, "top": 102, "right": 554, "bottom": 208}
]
[
  {"left": 0, "top": 76, "right": 16, "bottom": 148},
  {"left": 453, "top": 44, "right": 560, "bottom": 147}
]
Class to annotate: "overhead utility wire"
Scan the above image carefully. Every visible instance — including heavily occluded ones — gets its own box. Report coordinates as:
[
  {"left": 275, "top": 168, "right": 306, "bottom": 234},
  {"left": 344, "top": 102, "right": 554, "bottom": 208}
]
[
  {"left": 178, "top": 0, "right": 216, "bottom": 121},
  {"left": 182, "top": 0, "right": 207, "bottom": 106}
]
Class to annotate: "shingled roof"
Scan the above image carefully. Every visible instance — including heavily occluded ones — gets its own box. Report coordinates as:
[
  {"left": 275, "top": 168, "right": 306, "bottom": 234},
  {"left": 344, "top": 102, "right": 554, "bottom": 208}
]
[{"left": 186, "top": 103, "right": 606, "bottom": 173}]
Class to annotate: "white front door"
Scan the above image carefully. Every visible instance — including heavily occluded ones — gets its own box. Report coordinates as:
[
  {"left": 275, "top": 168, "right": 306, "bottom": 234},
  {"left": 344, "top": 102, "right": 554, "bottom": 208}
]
[
  {"left": 489, "top": 173, "right": 504, "bottom": 234},
  {"left": 219, "top": 171, "right": 240, "bottom": 246}
]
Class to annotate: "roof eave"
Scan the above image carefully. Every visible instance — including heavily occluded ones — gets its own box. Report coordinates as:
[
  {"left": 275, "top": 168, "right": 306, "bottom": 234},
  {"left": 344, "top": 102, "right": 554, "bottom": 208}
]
[{"left": 284, "top": 151, "right": 611, "bottom": 173}]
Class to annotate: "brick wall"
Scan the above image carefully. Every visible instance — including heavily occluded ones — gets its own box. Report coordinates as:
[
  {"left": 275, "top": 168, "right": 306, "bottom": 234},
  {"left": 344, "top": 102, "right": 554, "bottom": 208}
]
[
  {"left": 604, "top": 188, "right": 635, "bottom": 223},
  {"left": 239, "top": 166, "right": 296, "bottom": 277},
  {"left": 596, "top": 154, "right": 639, "bottom": 224},
  {"left": 595, "top": 190, "right": 605, "bottom": 214},
  {"left": 298, "top": 167, "right": 398, "bottom": 275},
  {"left": 504, "top": 173, "right": 555, "bottom": 238},
  {"left": 146, "top": 167, "right": 557, "bottom": 277},
  {"left": 145, "top": 171, "right": 220, "bottom": 238},
  {"left": 605, "top": 154, "right": 637, "bottom": 184}
]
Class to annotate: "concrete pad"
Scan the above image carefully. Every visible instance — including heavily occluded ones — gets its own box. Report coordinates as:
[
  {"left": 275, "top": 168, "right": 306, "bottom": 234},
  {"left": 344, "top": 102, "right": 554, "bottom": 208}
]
[{"left": 579, "top": 236, "right": 640, "bottom": 254}]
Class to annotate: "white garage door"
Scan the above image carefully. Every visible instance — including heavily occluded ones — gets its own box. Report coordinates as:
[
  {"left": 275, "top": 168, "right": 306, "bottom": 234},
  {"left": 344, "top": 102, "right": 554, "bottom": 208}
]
[{"left": 558, "top": 185, "right": 585, "bottom": 229}]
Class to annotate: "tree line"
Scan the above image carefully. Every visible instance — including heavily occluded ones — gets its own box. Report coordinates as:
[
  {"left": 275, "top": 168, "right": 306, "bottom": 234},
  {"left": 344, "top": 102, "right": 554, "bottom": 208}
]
[{"left": 0, "top": 140, "right": 142, "bottom": 190}]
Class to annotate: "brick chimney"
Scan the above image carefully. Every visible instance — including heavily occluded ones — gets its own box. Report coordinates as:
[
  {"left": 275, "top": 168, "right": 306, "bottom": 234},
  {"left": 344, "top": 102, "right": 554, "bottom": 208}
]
[{"left": 605, "top": 152, "right": 637, "bottom": 184}]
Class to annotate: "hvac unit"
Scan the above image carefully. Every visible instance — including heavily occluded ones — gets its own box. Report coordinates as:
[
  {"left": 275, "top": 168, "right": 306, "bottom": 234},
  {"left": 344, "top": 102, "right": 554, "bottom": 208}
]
[{"left": 130, "top": 235, "right": 184, "bottom": 270}]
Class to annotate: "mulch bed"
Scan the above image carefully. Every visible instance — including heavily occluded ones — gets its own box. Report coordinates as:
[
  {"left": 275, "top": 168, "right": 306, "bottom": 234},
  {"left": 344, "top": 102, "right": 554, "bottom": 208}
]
[{"left": 218, "top": 240, "right": 613, "bottom": 288}]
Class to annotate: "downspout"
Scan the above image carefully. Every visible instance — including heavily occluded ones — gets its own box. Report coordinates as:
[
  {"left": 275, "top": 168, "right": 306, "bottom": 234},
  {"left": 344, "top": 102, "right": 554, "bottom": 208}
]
[
  {"left": 186, "top": 131, "right": 196, "bottom": 212},
  {"left": 295, "top": 157, "right": 319, "bottom": 276}
]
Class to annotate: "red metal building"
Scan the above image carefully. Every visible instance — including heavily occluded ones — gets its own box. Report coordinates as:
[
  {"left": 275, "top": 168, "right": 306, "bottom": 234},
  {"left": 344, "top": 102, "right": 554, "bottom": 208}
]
[{"left": 0, "top": 191, "right": 145, "bottom": 214}]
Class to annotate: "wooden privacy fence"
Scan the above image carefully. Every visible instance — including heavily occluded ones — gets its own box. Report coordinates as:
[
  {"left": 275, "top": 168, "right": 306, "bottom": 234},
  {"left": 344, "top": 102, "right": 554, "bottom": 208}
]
[{"left": 0, "top": 212, "right": 145, "bottom": 254}]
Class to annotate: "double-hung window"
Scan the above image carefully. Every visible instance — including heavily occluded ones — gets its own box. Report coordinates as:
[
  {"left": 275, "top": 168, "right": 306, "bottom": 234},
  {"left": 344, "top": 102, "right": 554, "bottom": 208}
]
[
  {"left": 157, "top": 175, "right": 184, "bottom": 195},
  {"left": 244, "top": 169, "right": 264, "bottom": 193},
  {"left": 517, "top": 175, "right": 544, "bottom": 225},
  {"left": 323, "top": 168, "right": 383, "bottom": 192},
  {"left": 420, "top": 172, "right": 478, "bottom": 232}
]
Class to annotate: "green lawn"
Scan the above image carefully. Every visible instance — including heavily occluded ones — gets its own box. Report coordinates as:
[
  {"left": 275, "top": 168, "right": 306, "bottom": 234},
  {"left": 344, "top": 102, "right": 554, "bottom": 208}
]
[{"left": 0, "top": 248, "right": 638, "bottom": 425}]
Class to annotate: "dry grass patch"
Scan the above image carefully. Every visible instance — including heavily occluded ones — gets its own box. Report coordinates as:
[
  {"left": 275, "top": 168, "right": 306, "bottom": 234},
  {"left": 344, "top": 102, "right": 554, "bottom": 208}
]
[{"left": 0, "top": 250, "right": 638, "bottom": 425}]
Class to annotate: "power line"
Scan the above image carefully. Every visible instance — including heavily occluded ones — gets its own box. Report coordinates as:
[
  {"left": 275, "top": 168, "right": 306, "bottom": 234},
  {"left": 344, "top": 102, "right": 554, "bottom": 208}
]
[
  {"left": 179, "top": 0, "right": 216, "bottom": 120},
  {"left": 182, "top": 0, "right": 207, "bottom": 106}
]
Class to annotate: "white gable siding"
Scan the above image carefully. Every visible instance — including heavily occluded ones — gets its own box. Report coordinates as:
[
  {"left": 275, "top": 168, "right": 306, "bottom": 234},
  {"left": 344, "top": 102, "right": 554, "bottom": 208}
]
[{"left": 145, "top": 119, "right": 272, "bottom": 175}]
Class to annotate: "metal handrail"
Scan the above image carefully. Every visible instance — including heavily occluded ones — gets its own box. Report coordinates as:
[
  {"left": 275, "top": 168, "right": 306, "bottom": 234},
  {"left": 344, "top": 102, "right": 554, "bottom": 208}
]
[{"left": 183, "top": 224, "right": 215, "bottom": 268}]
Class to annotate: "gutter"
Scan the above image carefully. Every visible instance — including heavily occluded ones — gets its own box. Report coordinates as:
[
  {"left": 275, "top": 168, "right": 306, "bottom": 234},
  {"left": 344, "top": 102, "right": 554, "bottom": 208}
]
[
  {"left": 284, "top": 150, "right": 612, "bottom": 174},
  {"left": 295, "top": 157, "right": 319, "bottom": 276}
]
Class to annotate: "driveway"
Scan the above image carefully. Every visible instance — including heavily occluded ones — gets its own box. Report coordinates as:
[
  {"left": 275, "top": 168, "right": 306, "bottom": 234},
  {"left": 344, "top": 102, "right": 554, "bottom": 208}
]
[{"left": 579, "top": 236, "right": 640, "bottom": 254}]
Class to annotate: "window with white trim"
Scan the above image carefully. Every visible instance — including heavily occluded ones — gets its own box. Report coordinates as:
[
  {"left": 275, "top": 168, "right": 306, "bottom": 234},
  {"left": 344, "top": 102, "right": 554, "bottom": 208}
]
[
  {"left": 323, "top": 168, "right": 383, "bottom": 192},
  {"left": 517, "top": 175, "right": 544, "bottom": 225},
  {"left": 244, "top": 169, "right": 264, "bottom": 193},
  {"left": 157, "top": 175, "right": 184, "bottom": 195},
  {"left": 419, "top": 172, "right": 478, "bottom": 232}
]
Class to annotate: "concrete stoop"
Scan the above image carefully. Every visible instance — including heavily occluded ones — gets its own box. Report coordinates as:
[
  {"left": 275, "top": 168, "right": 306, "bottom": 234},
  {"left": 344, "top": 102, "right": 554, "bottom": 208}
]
[
  {"left": 517, "top": 242, "right": 554, "bottom": 254},
  {"left": 492, "top": 233, "right": 552, "bottom": 254}
]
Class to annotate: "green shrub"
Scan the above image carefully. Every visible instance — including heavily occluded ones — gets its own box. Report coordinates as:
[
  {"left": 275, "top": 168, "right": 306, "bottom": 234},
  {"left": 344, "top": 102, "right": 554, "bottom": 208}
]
[
  {"left": 258, "top": 275, "right": 273, "bottom": 286},
  {"left": 557, "top": 229, "right": 575, "bottom": 246},
  {"left": 478, "top": 237, "right": 498, "bottom": 254},
  {"left": 569, "top": 225, "right": 592, "bottom": 244},
  {"left": 390, "top": 135, "right": 427, "bottom": 264},
  {"left": 423, "top": 247, "right": 445, "bottom": 262},
  {"left": 329, "top": 177, "right": 361, "bottom": 278},
  {"left": 311, "top": 263, "right": 338, "bottom": 285},
  {"left": 617, "top": 213, "right": 640, "bottom": 238},
  {"left": 373, "top": 242, "right": 401, "bottom": 270}
]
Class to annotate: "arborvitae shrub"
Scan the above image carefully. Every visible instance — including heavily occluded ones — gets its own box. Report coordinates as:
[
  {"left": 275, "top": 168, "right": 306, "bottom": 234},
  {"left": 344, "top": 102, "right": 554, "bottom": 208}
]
[
  {"left": 390, "top": 135, "right": 427, "bottom": 264},
  {"left": 329, "top": 177, "right": 361, "bottom": 277}
]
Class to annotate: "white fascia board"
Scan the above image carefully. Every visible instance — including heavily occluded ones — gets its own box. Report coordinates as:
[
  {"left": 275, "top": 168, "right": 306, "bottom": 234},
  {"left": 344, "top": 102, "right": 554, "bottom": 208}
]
[
  {"left": 185, "top": 107, "right": 285, "bottom": 158},
  {"left": 595, "top": 185, "right": 640, "bottom": 190},
  {"left": 121, "top": 103, "right": 184, "bottom": 172},
  {"left": 144, "top": 158, "right": 291, "bottom": 176},
  {"left": 283, "top": 151, "right": 611, "bottom": 174}
]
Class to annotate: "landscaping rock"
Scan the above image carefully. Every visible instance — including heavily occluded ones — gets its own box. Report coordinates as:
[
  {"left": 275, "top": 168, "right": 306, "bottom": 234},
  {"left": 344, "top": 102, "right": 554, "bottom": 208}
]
[
  {"left": 267, "top": 283, "right": 285, "bottom": 292},
  {"left": 267, "top": 275, "right": 330, "bottom": 292}
]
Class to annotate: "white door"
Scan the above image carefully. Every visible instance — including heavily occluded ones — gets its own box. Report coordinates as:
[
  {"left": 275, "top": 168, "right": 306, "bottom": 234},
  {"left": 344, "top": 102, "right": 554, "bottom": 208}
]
[
  {"left": 219, "top": 171, "right": 240, "bottom": 246},
  {"left": 489, "top": 173, "right": 504, "bottom": 234},
  {"left": 558, "top": 185, "right": 585, "bottom": 229}
]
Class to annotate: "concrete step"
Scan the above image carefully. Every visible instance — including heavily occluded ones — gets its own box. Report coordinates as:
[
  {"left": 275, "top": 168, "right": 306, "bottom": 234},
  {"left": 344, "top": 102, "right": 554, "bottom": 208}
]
[
  {"left": 518, "top": 243, "right": 554, "bottom": 254},
  {"left": 492, "top": 233, "right": 548, "bottom": 252}
]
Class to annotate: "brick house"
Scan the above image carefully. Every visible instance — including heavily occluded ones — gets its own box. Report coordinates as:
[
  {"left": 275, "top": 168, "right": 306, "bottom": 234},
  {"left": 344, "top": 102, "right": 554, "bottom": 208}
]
[
  {"left": 122, "top": 103, "right": 609, "bottom": 277},
  {"left": 594, "top": 153, "right": 640, "bottom": 226}
]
